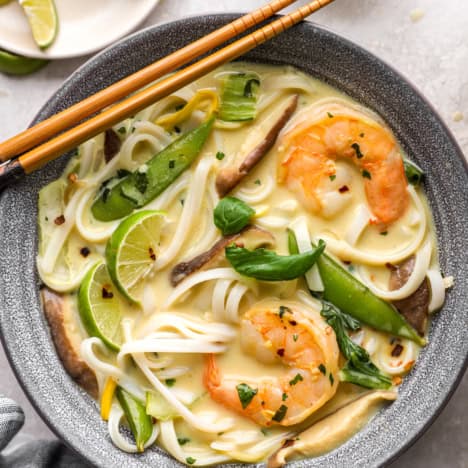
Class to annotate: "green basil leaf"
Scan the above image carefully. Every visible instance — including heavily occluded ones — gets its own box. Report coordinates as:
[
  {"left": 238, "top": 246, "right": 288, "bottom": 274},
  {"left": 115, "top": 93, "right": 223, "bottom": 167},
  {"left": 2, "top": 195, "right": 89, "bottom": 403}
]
[
  {"left": 225, "top": 240, "right": 325, "bottom": 281},
  {"left": 214, "top": 196, "right": 255, "bottom": 235}
]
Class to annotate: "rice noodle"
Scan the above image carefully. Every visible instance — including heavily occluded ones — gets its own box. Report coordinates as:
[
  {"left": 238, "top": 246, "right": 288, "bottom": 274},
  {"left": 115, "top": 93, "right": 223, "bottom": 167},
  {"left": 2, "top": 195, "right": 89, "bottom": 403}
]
[
  {"left": 155, "top": 156, "right": 214, "bottom": 269},
  {"left": 358, "top": 240, "right": 432, "bottom": 300},
  {"left": 289, "top": 216, "right": 324, "bottom": 291},
  {"left": 234, "top": 175, "right": 274, "bottom": 203},
  {"left": 122, "top": 321, "right": 235, "bottom": 434},
  {"left": 345, "top": 204, "right": 372, "bottom": 246},
  {"left": 321, "top": 186, "right": 427, "bottom": 265},
  {"left": 164, "top": 268, "right": 247, "bottom": 308},
  {"left": 426, "top": 269, "right": 446, "bottom": 313}
]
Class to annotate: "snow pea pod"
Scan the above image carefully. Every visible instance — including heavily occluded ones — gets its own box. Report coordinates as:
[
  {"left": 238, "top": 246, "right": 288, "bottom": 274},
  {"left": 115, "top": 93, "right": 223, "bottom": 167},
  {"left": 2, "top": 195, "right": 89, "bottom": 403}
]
[
  {"left": 92, "top": 116, "right": 215, "bottom": 221},
  {"left": 316, "top": 250, "right": 425, "bottom": 345},
  {"left": 287, "top": 230, "right": 424, "bottom": 345},
  {"left": 116, "top": 387, "right": 153, "bottom": 452}
]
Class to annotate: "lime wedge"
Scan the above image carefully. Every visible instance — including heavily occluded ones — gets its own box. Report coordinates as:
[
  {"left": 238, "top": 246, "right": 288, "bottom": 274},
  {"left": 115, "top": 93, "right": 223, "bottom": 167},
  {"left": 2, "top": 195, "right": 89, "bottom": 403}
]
[
  {"left": 78, "top": 262, "right": 123, "bottom": 351},
  {"left": 19, "top": 0, "right": 58, "bottom": 50},
  {"left": 106, "top": 210, "right": 165, "bottom": 305},
  {"left": 0, "top": 50, "right": 48, "bottom": 75}
]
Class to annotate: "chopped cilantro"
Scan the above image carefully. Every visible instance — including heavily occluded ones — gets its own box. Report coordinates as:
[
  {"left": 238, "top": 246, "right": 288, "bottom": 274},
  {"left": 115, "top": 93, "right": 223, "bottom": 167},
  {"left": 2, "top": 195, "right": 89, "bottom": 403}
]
[
  {"left": 261, "top": 428, "right": 269, "bottom": 436},
  {"left": 216, "top": 151, "right": 225, "bottom": 160},
  {"left": 186, "top": 457, "right": 196, "bottom": 465},
  {"left": 293, "top": 334, "right": 298, "bottom": 342},
  {"left": 329, "top": 174, "right": 336, "bottom": 181},
  {"left": 278, "top": 305, "right": 291, "bottom": 319},
  {"left": 329, "top": 373, "right": 335, "bottom": 385},
  {"left": 282, "top": 393, "right": 288, "bottom": 401},
  {"left": 177, "top": 437, "right": 190, "bottom": 445},
  {"left": 380, "top": 231, "right": 388, "bottom": 236},
  {"left": 318, "top": 364, "right": 327, "bottom": 375},
  {"left": 169, "top": 160, "right": 176, "bottom": 169},
  {"left": 174, "top": 126, "right": 181, "bottom": 134},
  {"left": 289, "top": 374, "right": 303, "bottom": 386},
  {"left": 254, "top": 179, "right": 261, "bottom": 185},
  {"left": 165, "top": 378, "right": 176, "bottom": 387},
  {"left": 236, "top": 383, "right": 258, "bottom": 409},
  {"left": 117, "top": 126, "right": 126, "bottom": 134},
  {"left": 272, "top": 404, "right": 288, "bottom": 422},
  {"left": 351, "top": 142, "right": 364, "bottom": 159},
  {"left": 362, "top": 169, "right": 372, "bottom": 179}
]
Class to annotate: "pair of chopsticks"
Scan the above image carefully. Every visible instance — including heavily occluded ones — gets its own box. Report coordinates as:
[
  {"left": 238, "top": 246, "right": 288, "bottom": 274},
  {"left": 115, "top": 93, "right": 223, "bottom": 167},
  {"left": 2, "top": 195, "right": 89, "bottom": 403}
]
[{"left": 0, "top": 0, "right": 334, "bottom": 189}]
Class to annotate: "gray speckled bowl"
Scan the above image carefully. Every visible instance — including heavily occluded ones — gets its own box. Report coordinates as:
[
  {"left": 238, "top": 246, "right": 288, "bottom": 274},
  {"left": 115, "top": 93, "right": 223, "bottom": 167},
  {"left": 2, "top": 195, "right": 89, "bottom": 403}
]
[{"left": 0, "top": 14, "right": 467, "bottom": 468}]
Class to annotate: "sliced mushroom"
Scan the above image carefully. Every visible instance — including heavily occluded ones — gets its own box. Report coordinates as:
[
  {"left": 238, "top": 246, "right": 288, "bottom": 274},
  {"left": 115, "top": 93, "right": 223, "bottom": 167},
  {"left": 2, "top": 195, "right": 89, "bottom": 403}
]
[
  {"left": 41, "top": 288, "right": 98, "bottom": 398},
  {"left": 216, "top": 94, "right": 299, "bottom": 197},
  {"left": 170, "top": 225, "right": 275, "bottom": 286},
  {"left": 389, "top": 256, "right": 430, "bottom": 336},
  {"left": 104, "top": 128, "right": 122, "bottom": 163},
  {"left": 268, "top": 390, "right": 396, "bottom": 468}
]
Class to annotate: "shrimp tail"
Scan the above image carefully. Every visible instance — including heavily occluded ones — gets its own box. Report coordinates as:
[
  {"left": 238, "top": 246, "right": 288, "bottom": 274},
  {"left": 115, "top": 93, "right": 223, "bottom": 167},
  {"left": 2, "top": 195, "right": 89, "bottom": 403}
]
[{"left": 204, "top": 354, "right": 221, "bottom": 393}]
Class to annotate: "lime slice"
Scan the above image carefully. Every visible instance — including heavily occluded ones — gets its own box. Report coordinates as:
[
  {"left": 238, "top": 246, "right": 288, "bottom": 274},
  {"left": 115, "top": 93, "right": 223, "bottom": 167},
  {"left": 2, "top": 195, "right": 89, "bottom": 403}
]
[
  {"left": 78, "top": 261, "right": 123, "bottom": 351},
  {"left": 19, "top": 0, "right": 58, "bottom": 50},
  {"left": 0, "top": 50, "right": 48, "bottom": 75},
  {"left": 106, "top": 210, "right": 164, "bottom": 305}
]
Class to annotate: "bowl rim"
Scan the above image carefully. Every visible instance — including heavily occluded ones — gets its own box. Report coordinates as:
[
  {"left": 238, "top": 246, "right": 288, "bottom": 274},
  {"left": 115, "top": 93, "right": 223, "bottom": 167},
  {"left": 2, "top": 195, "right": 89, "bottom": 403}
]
[{"left": 1, "top": 12, "right": 467, "bottom": 468}]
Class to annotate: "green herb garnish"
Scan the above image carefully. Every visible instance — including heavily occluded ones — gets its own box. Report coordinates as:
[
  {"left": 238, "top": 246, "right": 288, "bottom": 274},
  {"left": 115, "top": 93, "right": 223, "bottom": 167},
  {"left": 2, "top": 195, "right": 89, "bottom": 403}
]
[
  {"left": 320, "top": 300, "right": 392, "bottom": 389},
  {"left": 178, "top": 437, "right": 190, "bottom": 445},
  {"left": 216, "top": 151, "right": 225, "bottom": 160},
  {"left": 362, "top": 169, "right": 372, "bottom": 179},
  {"left": 329, "top": 174, "right": 336, "bottom": 181},
  {"left": 213, "top": 196, "right": 255, "bottom": 235},
  {"left": 165, "top": 378, "right": 176, "bottom": 387},
  {"left": 236, "top": 383, "right": 258, "bottom": 409},
  {"left": 351, "top": 143, "right": 364, "bottom": 159},
  {"left": 289, "top": 374, "right": 303, "bottom": 386},
  {"left": 225, "top": 240, "right": 325, "bottom": 281},
  {"left": 272, "top": 404, "right": 288, "bottom": 422},
  {"left": 186, "top": 457, "right": 196, "bottom": 465},
  {"left": 318, "top": 364, "right": 327, "bottom": 375}
]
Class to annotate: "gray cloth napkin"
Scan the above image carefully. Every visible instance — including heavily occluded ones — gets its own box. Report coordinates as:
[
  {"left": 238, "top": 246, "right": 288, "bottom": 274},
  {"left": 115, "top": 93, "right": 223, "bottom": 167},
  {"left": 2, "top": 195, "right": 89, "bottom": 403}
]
[{"left": 0, "top": 394, "right": 89, "bottom": 468}]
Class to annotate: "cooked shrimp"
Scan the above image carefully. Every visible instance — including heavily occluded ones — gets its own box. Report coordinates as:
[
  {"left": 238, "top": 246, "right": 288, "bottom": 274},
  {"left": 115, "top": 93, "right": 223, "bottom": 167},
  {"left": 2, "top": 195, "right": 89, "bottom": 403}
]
[
  {"left": 278, "top": 101, "right": 409, "bottom": 225},
  {"left": 204, "top": 300, "right": 339, "bottom": 427}
]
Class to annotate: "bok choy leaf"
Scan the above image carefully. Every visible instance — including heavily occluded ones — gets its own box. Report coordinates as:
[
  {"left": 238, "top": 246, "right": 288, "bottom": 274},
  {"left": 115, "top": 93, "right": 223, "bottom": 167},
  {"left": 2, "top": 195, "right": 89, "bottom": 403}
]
[{"left": 219, "top": 72, "right": 260, "bottom": 121}]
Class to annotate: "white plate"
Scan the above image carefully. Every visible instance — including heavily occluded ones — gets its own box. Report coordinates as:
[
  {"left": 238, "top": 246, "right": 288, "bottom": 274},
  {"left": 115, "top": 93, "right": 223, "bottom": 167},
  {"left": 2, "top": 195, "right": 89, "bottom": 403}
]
[{"left": 0, "top": 0, "right": 159, "bottom": 59}]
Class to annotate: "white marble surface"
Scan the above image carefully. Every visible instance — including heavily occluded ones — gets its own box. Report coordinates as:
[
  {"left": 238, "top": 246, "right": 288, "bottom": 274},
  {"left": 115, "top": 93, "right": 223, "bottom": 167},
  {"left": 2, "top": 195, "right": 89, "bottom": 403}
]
[{"left": 0, "top": 0, "right": 466, "bottom": 466}]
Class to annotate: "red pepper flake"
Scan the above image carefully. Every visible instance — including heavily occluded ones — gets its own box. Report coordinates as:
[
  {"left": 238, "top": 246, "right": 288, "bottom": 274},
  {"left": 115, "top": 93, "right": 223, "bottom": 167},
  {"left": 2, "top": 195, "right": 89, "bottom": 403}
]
[
  {"left": 288, "top": 320, "right": 297, "bottom": 326},
  {"left": 343, "top": 260, "right": 351, "bottom": 265},
  {"left": 404, "top": 360, "right": 415, "bottom": 371},
  {"left": 392, "top": 376, "right": 402, "bottom": 386},
  {"left": 277, "top": 348, "right": 285, "bottom": 357},
  {"left": 102, "top": 285, "right": 114, "bottom": 299},
  {"left": 391, "top": 344, "right": 404, "bottom": 357},
  {"left": 148, "top": 247, "right": 156, "bottom": 261},
  {"left": 339, "top": 185, "right": 349, "bottom": 193},
  {"left": 80, "top": 247, "right": 90, "bottom": 258},
  {"left": 54, "top": 215, "right": 65, "bottom": 225},
  {"left": 385, "top": 262, "right": 396, "bottom": 271}
]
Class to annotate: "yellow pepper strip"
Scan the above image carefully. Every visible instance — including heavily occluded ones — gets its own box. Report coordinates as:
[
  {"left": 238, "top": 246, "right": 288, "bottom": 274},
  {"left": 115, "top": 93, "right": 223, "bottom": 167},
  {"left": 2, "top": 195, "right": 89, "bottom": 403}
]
[
  {"left": 100, "top": 377, "right": 117, "bottom": 421},
  {"left": 156, "top": 89, "right": 219, "bottom": 129}
]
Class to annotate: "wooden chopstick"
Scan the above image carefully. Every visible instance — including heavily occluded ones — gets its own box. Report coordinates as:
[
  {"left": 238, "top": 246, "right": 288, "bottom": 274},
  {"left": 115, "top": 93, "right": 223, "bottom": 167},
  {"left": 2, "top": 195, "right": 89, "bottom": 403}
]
[
  {"left": 0, "top": 0, "right": 334, "bottom": 189},
  {"left": 0, "top": 0, "right": 296, "bottom": 163}
]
